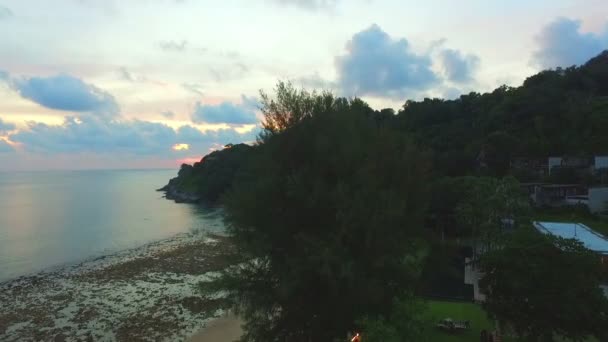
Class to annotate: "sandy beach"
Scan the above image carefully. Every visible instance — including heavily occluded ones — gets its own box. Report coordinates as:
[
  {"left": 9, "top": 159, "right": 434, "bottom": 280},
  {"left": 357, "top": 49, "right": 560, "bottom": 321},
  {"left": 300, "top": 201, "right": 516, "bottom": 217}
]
[
  {"left": 0, "top": 232, "right": 237, "bottom": 342},
  {"left": 188, "top": 315, "right": 243, "bottom": 342}
]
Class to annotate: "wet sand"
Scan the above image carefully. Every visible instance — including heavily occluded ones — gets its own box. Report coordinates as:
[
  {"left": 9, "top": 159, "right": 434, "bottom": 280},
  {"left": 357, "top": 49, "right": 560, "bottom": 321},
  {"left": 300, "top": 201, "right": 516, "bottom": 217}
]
[
  {"left": 188, "top": 315, "right": 243, "bottom": 342},
  {"left": 0, "top": 232, "right": 237, "bottom": 342}
]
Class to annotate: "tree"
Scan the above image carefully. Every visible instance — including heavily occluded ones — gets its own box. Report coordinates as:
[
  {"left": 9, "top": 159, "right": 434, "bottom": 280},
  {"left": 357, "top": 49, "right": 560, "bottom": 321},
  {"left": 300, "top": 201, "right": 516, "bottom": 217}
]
[
  {"left": 480, "top": 229, "right": 608, "bottom": 341},
  {"left": 258, "top": 81, "right": 337, "bottom": 139},
  {"left": 358, "top": 293, "right": 429, "bottom": 342},
  {"left": 210, "top": 93, "right": 431, "bottom": 342},
  {"left": 456, "top": 176, "right": 530, "bottom": 257},
  {"left": 161, "top": 143, "right": 254, "bottom": 203}
]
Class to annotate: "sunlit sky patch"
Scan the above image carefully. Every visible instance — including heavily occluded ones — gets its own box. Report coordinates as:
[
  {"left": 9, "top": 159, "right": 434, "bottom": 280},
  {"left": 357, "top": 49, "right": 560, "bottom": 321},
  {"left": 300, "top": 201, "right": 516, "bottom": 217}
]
[{"left": 0, "top": 0, "right": 606, "bottom": 170}]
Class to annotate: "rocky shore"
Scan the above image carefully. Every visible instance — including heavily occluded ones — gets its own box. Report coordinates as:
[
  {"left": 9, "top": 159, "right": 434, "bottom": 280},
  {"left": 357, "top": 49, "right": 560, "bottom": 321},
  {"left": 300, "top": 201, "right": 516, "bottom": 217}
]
[
  {"left": 0, "top": 232, "right": 237, "bottom": 342},
  {"left": 157, "top": 183, "right": 201, "bottom": 204}
]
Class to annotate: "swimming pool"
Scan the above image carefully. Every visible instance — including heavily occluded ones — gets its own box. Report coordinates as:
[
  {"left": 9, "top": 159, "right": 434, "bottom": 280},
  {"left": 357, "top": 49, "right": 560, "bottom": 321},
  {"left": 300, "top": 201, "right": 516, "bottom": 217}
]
[{"left": 533, "top": 221, "right": 608, "bottom": 254}]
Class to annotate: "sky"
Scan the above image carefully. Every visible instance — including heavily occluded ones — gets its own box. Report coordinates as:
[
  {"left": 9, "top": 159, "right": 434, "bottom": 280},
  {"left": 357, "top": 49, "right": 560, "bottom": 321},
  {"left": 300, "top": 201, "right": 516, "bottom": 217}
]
[{"left": 0, "top": 0, "right": 607, "bottom": 171}]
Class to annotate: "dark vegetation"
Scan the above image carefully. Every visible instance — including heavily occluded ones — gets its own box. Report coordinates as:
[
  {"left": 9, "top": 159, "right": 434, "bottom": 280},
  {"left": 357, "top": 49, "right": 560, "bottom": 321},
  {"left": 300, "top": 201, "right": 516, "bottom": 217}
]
[
  {"left": 160, "top": 143, "right": 253, "bottom": 204},
  {"left": 167, "top": 51, "right": 608, "bottom": 341},
  {"left": 398, "top": 51, "right": 608, "bottom": 179},
  {"left": 480, "top": 230, "right": 608, "bottom": 340}
]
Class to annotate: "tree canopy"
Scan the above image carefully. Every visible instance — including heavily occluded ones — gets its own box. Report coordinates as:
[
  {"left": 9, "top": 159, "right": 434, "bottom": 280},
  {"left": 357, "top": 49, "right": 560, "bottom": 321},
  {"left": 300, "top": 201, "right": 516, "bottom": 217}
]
[
  {"left": 395, "top": 51, "right": 608, "bottom": 178},
  {"left": 479, "top": 229, "right": 608, "bottom": 341},
  {"left": 211, "top": 88, "right": 431, "bottom": 341},
  {"left": 160, "top": 143, "right": 254, "bottom": 204}
]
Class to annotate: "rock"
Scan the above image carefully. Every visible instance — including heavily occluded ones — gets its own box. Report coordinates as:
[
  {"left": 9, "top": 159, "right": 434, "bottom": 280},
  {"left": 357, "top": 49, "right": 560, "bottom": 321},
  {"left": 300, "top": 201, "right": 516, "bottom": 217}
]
[
  {"left": 53, "top": 333, "right": 67, "bottom": 342},
  {"left": 156, "top": 181, "right": 201, "bottom": 204}
]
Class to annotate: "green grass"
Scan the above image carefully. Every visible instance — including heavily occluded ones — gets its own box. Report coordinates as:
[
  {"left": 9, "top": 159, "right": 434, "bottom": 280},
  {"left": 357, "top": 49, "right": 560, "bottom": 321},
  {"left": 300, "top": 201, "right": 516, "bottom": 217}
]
[
  {"left": 423, "top": 300, "right": 598, "bottom": 342},
  {"left": 424, "top": 300, "right": 495, "bottom": 342}
]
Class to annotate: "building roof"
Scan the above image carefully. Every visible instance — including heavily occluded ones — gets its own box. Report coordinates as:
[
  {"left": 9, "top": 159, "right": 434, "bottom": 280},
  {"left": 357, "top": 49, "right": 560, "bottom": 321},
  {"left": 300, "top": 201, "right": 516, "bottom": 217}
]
[
  {"left": 538, "top": 184, "right": 583, "bottom": 189},
  {"left": 534, "top": 221, "right": 608, "bottom": 255}
]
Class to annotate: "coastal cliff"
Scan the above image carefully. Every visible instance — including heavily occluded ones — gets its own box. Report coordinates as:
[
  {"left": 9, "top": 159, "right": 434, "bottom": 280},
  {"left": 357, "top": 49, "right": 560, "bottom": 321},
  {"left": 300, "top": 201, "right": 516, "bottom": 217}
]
[{"left": 159, "top": 143, "right": 254, "bottom": 205}]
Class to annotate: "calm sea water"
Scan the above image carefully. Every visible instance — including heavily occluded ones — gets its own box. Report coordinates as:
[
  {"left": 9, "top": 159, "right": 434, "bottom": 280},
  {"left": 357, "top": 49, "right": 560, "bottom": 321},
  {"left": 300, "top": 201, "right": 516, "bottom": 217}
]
[{"left": 0, "top": 169, "right": 222, "bottom": 282}]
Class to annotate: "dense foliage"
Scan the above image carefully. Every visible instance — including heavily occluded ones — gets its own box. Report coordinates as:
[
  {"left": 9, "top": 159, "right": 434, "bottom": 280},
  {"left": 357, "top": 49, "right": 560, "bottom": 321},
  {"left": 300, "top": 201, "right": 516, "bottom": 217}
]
[
  {"left": 162, "top": 143, "right": 253, "bottom": 203},
  {"left": 209, "top": 85, "right": 431, "bottom": 342},
  {"left": 480, "top": 229, "right": 608, "bottom": 340},
  {"left": 175, "top": 52, "right": 608, "bottom": 341},
  {"left": 395, "top": 51, "right": 608, "bottom": 178}
]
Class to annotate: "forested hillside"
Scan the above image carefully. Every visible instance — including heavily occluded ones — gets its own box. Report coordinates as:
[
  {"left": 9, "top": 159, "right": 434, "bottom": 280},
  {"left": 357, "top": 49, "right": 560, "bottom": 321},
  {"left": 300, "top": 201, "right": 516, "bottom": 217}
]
[
  {"left": 164, "top": 51, "right": 608, "bottom": 204},
  {"left": 396, "top": 51, "right": 608, "bottom": 177}
]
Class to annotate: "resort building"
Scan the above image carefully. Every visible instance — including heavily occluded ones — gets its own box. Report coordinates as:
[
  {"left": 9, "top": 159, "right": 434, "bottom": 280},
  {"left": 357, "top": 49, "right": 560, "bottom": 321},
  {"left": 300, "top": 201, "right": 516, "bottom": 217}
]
[{"left": 520, "top": 183, "right": 608, "bottom": 214}]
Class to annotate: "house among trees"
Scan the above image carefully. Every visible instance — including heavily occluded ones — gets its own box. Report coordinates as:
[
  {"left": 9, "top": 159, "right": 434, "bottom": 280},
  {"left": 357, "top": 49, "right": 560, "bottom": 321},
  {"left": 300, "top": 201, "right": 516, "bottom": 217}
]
[
  {"left": 521, "top": 183, "right": 608, "bottom": 213},
  {"left": 512, "top": 155, "right": 608, "bottom": 180},
  {"left": 514, "top": 156, "right": 608, "bottom": 214}
]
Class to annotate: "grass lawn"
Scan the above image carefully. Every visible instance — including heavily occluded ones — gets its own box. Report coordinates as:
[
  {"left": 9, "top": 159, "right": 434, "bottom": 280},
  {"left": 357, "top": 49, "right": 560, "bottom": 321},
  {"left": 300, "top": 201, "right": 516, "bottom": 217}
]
[
  {"left": 423, "top": 300, "right": 495, "bottom": 342},
  {"left": 423, "top": 300, "right": 598, "bottom": 342},
  {"left": 532, "top": 211, "right": 608, "bottom": 236}
]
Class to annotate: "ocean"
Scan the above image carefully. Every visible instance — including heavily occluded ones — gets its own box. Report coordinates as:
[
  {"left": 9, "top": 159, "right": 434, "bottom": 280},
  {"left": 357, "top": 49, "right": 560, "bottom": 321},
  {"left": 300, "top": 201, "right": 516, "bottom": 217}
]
[{"left": 0, "top": 169, "right": 221, "bottom": 282}]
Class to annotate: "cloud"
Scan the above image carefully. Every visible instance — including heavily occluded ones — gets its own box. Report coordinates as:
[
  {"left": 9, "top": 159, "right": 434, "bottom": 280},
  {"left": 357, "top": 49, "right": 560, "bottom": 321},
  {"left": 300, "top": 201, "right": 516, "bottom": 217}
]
[
  {"left": 533, "top": 17, "right": 608, "bottom": 69},
  {"left": 11, "top": 117, "right": 171, "bottom": 155},
  {"left": 176, "top": 125, "right": 258, "bottom": 146},
  {"left": 441, "top": 87, "right": 463, "bottom": 100},
  {"left": 182, "top": 83, "right": 204, "bottom": 96},
  {"left": 0, "top": 118, "right": 16, "bottom": 135},
  {"left": 208, "top": 63, "right": 250, "bottom": 82},
  {"left": 272, "top": 0, "right": 339, "bottom": 11},
  {"left": 159, "top": 40, "right": 188, "bottom": 52},
  {"left": 5, "top": 73, "right": 119, "bottom": 118},
  {"left": 296, "top": 72, "right": 338, "bottom": 90},
  {"left": 0, "top": 139, "right": 13, "bottom": 153},
  {"left": 335, "top": 24, "right": 439, "bottom": 99},
  {"left": 0, "top": 6, "right": 13, "bottom": 20},
  {"left": 438, "top": 48, "right": 480, "bottom": 83},
  {"left": 117, "top": 67, "right": 137, "bottom": 82},
  {"left": 192, "top": 100, "right": 258, "bottom": 125},
  {"left": 9, "top": 116, "right": 255, "bottom": 155},
  {"left": 161, "top": 110, "right": 175, "bottom": 119},
  {"left": 240, "top": 95, "right": 260, "bottom": 110}
]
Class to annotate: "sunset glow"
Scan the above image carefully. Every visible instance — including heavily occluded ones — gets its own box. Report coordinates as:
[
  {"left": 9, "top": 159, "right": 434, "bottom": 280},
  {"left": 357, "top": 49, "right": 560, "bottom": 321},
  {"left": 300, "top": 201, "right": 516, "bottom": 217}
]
[
  {"left": 172, "top": 143, "right": 190, "bottom": 151},
  {"left": 0, "top": 0, "right": 605, "bottom": 170}
]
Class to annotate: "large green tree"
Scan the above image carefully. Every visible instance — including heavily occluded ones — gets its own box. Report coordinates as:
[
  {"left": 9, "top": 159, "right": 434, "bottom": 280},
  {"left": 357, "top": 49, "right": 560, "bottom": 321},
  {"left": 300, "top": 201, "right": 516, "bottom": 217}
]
[
  {"left": 211, "top": 86, "right": 431, "bottom": 341},
  {"left": 456, "top": 176, "right": 530, "bottom": 257},
  {"left": 480, "top": 229, "right": 608, "bottom": 341}
]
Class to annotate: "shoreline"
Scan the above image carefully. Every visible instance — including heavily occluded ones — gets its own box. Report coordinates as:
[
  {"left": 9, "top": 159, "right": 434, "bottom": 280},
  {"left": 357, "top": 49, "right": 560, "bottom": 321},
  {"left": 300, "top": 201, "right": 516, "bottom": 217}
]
[
  {"left": 188, "top": 314, "right": 243, "bottom": 342},
  {"left": 0, "top": 231, "right": 210, "bottom": 285},
  {"left": 0, "top": 231, "right": 237, "bottom": 341}
]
